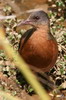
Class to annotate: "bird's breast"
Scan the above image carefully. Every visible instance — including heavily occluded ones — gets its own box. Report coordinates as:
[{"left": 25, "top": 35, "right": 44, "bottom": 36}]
[{"left": 19, "top": 29, "right": 58, "bottom": 72}]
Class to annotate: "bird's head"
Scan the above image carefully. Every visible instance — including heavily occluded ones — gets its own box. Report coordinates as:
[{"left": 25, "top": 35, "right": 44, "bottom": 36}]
[{"left": 18, "top": 10, "right": 50, "bottom": 29}]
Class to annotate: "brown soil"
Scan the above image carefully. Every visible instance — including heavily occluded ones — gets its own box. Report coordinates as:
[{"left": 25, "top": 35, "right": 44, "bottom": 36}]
[{"left": 0, "top": 72, "right": 40, "bottom": 100}]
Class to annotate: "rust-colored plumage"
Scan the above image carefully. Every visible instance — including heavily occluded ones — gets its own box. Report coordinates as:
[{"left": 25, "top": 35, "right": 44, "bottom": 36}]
[{"left": 18, "top": 10, "right": 58, "bottom": 73}]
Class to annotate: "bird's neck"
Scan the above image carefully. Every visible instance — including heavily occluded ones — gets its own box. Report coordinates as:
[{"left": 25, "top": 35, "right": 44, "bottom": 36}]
[
  {"left": 36, "top": 25, "right": 55, "bottom": 40},
  {"left": 37, "top": 25, "right": 50, "bottom": 34}
]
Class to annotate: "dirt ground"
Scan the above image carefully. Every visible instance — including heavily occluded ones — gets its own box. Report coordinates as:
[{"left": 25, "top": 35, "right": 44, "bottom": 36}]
[{"left": 0, "top": 0, "right": 66, "bottom": 100}]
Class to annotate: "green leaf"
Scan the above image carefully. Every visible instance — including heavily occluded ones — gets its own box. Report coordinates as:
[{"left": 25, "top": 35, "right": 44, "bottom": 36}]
[
  {"left": 64, "top": 55, "right": 66, "bottom": 59},
  {"left": 64, "top": 33, "right": 66, "bottom": 36}
]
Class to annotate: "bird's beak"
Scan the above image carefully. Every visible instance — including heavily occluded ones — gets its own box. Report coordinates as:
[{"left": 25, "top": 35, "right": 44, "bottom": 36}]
[{"left": 17, "top": 19, "right": 35, "bottom": 27}]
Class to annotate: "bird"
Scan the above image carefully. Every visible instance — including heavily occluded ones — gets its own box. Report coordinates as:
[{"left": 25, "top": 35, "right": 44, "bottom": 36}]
[
  {"left": 17, "top": 10, "right": 58, "bottom": 91},
  {"left": 18, "top": 10, "right": 58, "bottom": 73}
]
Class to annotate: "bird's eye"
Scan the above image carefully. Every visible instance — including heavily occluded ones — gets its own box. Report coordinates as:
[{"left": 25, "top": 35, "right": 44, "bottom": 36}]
[{"left": 33, "top": 16, "right": 40, "bottom": 20}]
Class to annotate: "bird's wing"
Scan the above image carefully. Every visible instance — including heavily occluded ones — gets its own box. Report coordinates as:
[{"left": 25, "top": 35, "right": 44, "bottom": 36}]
[{"left": 18, "top": 28, "right": 36, "bottom": 51}]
